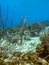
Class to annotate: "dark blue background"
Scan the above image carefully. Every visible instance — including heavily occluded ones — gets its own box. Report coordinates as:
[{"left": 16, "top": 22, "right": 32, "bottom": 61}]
[{"left": 0, "top": 0, "right": 49, "bottom": 27}]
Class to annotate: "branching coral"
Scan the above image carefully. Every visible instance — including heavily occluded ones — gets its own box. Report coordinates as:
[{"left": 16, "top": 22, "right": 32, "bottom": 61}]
[
  {"left": 20, "top": 18, "right": 27, "bottom": 45},
  {"left": 24, "top": 18, "right": 26, "bottom": 30},
  {"left": 20, "top": 26, "right": 24, "bottom": 45}
]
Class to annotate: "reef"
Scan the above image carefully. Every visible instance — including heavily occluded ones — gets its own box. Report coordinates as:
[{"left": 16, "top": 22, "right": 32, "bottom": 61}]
[
  {"left": 0, "top": 21, "right": 49, "bottom": 65},
  {"left": 0, "top": 5, "right": 49, "bottom": 65}
]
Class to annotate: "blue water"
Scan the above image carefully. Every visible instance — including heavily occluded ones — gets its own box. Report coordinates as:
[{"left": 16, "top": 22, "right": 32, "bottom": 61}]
[{"left": 0, "top": 0, "right": 49, "bottom": 27}]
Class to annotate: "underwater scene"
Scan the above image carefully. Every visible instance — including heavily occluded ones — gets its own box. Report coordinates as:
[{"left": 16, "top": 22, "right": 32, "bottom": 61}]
[{"left": 0, "top": 0, "right": 49, "bottom": 65}]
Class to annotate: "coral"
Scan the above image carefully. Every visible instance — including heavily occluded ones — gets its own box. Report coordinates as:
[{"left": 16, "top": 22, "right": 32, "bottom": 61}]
[
  {"left": 36, "top": 34, "right": 49, "bottom": 62},
  {"left": 20, "top": 26, "right": 24, "bottom": 45},
  {"left": 8, "top": 27, "right": 16, "bottom": 33},
  {"left": 0, "top": 48, "right": 49, "bottom": 65},
  {"left": 30, "top": 30, "right": 39, "bottom": 37},
  {"left": 31, "top": 22, "right": 45, "bottom": 32},
  {"left": 6, "top": 35, "right": 12, "bottom": 42},
  {"left": 0, "top": 32, "right": 3, "bottom": 39},
  {"left": 27, "top": 25, "right": 31, "bottom": 31},
  {"left": 27, "top": 22, "right": 46, "bottom": 37},
  {"left": 12, "top": 38, "right": 18, "bottom": 43},
  {"left": 42, "top": 20, "right": 49, "bottom": 27},
  {"left": 24, "top": 18, "right": 26, "bottom": 29},
  {"left": 20, "top": 17, "right": 23, "bottom": 26}
]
